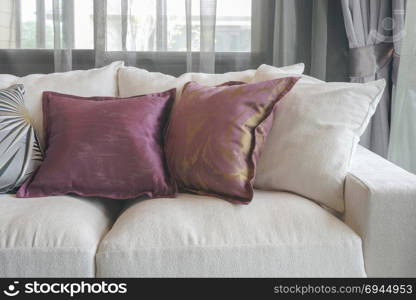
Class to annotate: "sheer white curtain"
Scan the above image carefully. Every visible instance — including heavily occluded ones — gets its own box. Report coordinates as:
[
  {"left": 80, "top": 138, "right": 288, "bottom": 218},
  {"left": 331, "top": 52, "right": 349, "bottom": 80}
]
[
  {"left": 389, "top": 0, "right": 416, "bottom": 173},
  {"left": 1, "top": 0, "right": 254, "bottom": 74},
  {"left": 53, "top": 0, "right": 74, "bottom": 72},
  {"left": 2, "top": 0, "right": 346, "bottom": 79},
  {"left": 63, "top": 0, "right": 219, "bottom": 73}
]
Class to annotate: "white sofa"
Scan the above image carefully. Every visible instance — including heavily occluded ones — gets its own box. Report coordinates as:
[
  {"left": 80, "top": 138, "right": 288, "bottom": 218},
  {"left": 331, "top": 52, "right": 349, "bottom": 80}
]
[{"left": 0, "top": 63, "right": 415, "bottom": 277}]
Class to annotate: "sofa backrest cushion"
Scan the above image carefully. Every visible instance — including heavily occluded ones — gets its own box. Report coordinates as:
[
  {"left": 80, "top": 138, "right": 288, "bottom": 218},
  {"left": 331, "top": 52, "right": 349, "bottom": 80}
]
[
  {"left": 0, "top": 61, "right": 123, "bottom": 146},
  {"left": 253, "top": 64, "right": 324, "bottom": 84},
  {"left": 118, "top": 63, "right": 305, "bottom": 98},
  {"left": 119, "top": 68, "right": 192, "bottom": 99}
]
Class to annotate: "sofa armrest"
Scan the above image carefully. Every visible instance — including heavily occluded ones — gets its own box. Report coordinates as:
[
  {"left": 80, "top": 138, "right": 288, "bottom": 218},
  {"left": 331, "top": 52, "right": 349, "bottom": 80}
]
[{"left": 345, "top": 145, "right": 416, "bottom": 277}]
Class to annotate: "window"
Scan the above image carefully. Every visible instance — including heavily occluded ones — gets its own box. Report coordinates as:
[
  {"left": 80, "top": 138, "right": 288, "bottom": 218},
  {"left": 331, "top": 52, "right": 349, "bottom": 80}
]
[{"left": 1, "top": 0, "right": 251, "bottom": 52}]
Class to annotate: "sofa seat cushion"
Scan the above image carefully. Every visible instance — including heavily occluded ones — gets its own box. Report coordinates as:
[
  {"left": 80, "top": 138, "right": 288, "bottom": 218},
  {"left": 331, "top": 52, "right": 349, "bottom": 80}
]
[
  {"left": 0, "top": 194, "right": 119, "bottom": 277},
  {"left": 96, "top": 190, "right": 365, "bottom": 277}
]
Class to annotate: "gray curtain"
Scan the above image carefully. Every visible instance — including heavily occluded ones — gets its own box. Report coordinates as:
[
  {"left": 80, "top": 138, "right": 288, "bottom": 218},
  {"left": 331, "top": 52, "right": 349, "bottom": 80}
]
[
  {"left": 341, "top": 0, "right": 406, "bottom": 157},
  {"left": 271, "top": 0, "right": 350, "bottom": 82}
]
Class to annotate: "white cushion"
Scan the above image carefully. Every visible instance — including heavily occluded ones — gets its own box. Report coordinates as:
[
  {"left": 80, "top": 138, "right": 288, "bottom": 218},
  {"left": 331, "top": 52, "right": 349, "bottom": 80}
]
[
  {"left": 118, "top": 68, "right": 192, "bottom": 98},
  {"left": 188, "top": 69, "right": 256, "bottom": 86},
  {"left": 252, "top": 65, "right": 386, "bottom": 212},
  {"left": 0, "top": 194, "right": 119, "bottom": 277},
  {"left": 252, "top": 64, "right": 322, "bottom": 84},
  {"left": 118, "top": 63, "right": 305, "bottom": 98},
  {"left": 96, "top": 190, "right": 365, "bottom": 277},
  {"left": 0, "top": 61, "right": 123, "bottom": 145},
  {"left": 188, "top": 63, "right": 303, "bottom": 86}
]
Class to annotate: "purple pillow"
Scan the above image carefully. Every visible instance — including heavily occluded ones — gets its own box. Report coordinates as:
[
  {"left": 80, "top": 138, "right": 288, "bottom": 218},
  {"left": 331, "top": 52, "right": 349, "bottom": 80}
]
[
  {"left": 17, "top": 90, "right": 176, "bottom": 199},
  {"left": 165, "top": 78, "right": 299, "bottom": 204}
]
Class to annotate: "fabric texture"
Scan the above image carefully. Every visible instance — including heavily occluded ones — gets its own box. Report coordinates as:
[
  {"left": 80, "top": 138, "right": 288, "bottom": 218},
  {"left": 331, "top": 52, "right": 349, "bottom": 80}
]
[
  {"left": 253, "top": 66, "right": 386, "bottom": 212},
  {"left": 165, "top": 78, "right": 299, "bottom": 203},
  {"left": 0, "top": 193, "right": 119, "bottom": 277},
  {"left": 0, "top": 85, "right": 43, "bottom": 193},
  {"left": 341, "top": 0, "right": 406, "bottom": 157},
  {"left": 96, "top": 190, "right": 365, "bottom": 277},
  {"left": 17, "top": 90, "right": 176, "bottom": 199},
  {"left": 117, "top": 63, "right": 305, "bottom": 99},
  {"left": 345, "top": 145, "right": 416, "bottom": 277},
  {"left": 0, "top": 61, "right": 123, "bottom": 146}
]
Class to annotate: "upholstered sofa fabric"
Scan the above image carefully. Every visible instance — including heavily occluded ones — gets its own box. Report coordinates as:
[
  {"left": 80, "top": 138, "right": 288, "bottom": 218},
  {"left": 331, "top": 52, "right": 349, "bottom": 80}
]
[
  {"left": 0, "top": 61, "right": 123, "bottom": 145},
  {"left": 0, "top": 194, "right": 119, "bottom": 277},
  {"left": 96, "top": 190, "right": 365, "bottom": 277},
  {"left": 345, "top": 146, "right": 416, "bottom": 277}
]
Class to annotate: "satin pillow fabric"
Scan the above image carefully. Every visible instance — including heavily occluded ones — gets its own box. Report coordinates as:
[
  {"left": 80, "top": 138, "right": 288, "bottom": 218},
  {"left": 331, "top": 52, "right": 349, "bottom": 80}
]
[
  {"left": 17, "top": 90, "right": 176, "bottom": 199},
  {"left": 165, "top": 78, "right": 299, "bottom": 203}
]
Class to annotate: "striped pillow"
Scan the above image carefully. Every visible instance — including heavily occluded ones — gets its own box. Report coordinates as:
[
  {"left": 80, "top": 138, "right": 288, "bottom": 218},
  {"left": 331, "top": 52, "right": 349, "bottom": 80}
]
[{"left": 0, "top": 85, "right": 43, "bottom": 193}]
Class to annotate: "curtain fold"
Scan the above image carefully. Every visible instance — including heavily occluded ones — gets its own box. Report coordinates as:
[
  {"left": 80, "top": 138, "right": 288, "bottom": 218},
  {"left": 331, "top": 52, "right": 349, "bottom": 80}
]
[
  {"left": 156, "top": 0, "right": 168, "bottom": 51},
  {"left": 272, "top": 0, "right": 313, "bottom": 74},
  {"left": 185, "top": 0, "right": 193, "bottom": 72},
  {"left": 271, "top": 0, "right": 348, "bottom": 81},
  {"left": 14, "top": 0, "right": 21, "bottom": 49},
  {"left": 93, "top": 0, "right": 107, "bottom": 67},
  {"left": 52, "top": 0, "right": 74, "bottom": 72},
  {"left": 198, "top": 0, "right": 217, "bottom": 73},
  {"left": 341, "top": 0, "right": 406, "bottom": 157},
  {"left": 121, "top": 0, "right": 128, "bottom": 52},
  {"left": 36, "top": 0, "right": 46, "bottom": 48},
  {"left": 309, "top": 0, "right": 328, "bottom": 80}
]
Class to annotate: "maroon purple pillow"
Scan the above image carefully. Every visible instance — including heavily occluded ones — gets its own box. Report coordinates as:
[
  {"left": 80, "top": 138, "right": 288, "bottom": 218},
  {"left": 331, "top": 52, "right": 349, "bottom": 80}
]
[
  {"left": 17, "top": 90, "right": 176, "bottom": 199},
  {"left": 165, "top": 78, "right": 299, "bottom": 204}
]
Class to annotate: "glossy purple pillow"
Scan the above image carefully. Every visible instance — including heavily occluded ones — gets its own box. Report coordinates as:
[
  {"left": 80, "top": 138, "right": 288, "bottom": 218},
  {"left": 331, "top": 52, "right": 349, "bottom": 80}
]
[
  {"left": 17, "top": 90, "right": 176, "bottom": 199},
  {"left": 165, "top": 78, "right": 299, "bottom": 203}
]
